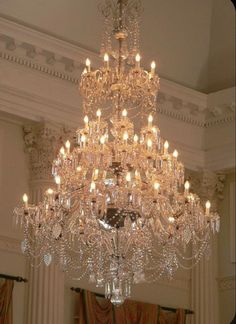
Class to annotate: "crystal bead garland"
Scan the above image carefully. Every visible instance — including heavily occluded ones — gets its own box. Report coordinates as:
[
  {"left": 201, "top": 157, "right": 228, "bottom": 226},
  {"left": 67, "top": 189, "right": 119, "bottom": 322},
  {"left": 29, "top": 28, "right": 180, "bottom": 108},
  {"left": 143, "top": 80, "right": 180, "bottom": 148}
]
[{"left": 14, "top": 0, "right": 220, "bottom": 306}]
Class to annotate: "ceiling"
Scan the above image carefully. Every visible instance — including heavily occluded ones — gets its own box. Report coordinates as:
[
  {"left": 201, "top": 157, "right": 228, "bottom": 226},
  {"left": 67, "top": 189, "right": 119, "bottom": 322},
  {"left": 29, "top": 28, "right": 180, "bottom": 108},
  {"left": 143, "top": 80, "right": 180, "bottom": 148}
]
[{"left": 0, "top": 0, "right": 234, "bottom": 93}]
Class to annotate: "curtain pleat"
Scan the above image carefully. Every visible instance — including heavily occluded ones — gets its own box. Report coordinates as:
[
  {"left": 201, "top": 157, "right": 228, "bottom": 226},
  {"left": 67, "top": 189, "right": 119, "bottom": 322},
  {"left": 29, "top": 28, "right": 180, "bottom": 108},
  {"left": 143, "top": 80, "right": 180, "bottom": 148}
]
[
  {"left": 0, "top": 279, "right": 14, "bottom": 324},
  {"left": 76, "top": 289, "right": 186, "bottom": 324}
]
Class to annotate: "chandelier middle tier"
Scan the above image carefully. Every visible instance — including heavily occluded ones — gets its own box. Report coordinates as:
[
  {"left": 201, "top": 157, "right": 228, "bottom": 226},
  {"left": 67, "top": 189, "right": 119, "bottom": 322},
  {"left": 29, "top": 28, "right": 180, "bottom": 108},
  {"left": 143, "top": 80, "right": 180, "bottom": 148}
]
[{"left": 14, "top": 0, "right": 220, "bottom": 306}]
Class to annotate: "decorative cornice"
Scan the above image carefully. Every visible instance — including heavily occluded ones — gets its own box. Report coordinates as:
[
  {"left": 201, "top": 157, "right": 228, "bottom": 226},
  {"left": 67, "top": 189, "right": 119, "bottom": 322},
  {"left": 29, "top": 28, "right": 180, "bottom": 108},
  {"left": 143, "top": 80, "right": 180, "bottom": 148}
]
[
  {"left": 0, "top": 235, "right": 21, "bottom": 254},
  {"left": 218, "top": 276, "right": 236, "bottom": 291},
  {"left": 0, "top": 15, "right": 235, "bottom": 129}
]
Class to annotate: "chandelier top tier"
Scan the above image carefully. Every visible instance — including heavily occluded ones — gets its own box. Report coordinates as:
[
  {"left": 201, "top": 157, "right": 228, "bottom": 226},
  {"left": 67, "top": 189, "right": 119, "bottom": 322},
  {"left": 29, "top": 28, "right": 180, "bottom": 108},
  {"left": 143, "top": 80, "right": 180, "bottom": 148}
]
[
  {"left": 14, "top": 0, "right": 220, "bottom": 306},
  {"left": 80, "top": 0, "right": 159, "bottom": 120}
]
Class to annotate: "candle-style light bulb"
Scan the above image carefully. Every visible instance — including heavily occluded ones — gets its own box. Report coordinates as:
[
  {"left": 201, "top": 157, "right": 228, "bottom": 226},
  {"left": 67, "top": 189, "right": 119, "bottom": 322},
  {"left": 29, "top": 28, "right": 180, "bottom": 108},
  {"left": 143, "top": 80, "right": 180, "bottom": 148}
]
[
  {"left": 173, "top": 150, "right": 178, "bottom": 159},
  {"left": 96, "top": 109, "right": 101, "bottom": 121},
  {"left": 154, "top": 182, "right": 160, "bottom": 191},
  {"left": 55, "top": 175, "right": 61, "bottom": 190},
  {"left": 47, "top": 188, "right": 54, "bottom": 195},
  {"left": 147, "top": 139, "right": 153, "bottom": 150},
  {"left": 205, "top": 200, "right": 211, "bottom": 215},
  {"left": 184, "top": 181, "right": 190, "bottom": 195},
  {"left": 168, "top": 216, "right": 175, "bottom": 223},
  {"left": 135, "top": 53, "right": 141, "bottom": 68},
  {"left": 81, "top": 134, "right": 86, "bottom": 146},
  {"left": 65, "top": 140, "right": 70, "bottom": 153},
  {"left": 84, "top": 115, "right": 89, "bottom": 128},
  {"left": 60, "top": 146, "right": 65, "bottom": 156},
  {"left": 90, "top": 181, "right": 96, "bottom": 192},
  {"left": 122, "top": 109, "right": 128, "bottom": 119},
  {"left": 164, "top": 140, "right": 169, "bottom": 154},
  {"left": 148, "top": 114, "right": 153, "bottom": 127},
  {"left": 100, "top": 136, "right": 105, "bottom": 150},
  {"left": 123, "top": 131, "right": 129, "bottom": 144},
  {"left": 104, "top": 53, "right": 109, "bottom": 68},
  {"left": 133, "top": 134, "right": 139, "bottom": 144},
  {"left": 23, "top": 194, "right": 28, "bottom": 208},
  {"left": 126, "top": 172, "right": 131, "bottom": 182},
  {"left": 85, "top": 58, "right": 91, "bottom": 72},
  {"left": 151, "top": 61, "right": 156, "bottom": 76}
]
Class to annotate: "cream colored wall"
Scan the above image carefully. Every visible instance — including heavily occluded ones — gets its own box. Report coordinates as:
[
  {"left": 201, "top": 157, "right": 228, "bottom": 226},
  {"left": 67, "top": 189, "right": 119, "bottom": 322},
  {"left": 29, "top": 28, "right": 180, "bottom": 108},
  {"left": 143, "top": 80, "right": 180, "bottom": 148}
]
[
  {"left": 218, "top": 171, "right": 236, "bottom": 324},
  {"left": 0, "top": 115, "right": 28, "bottom": 324}
]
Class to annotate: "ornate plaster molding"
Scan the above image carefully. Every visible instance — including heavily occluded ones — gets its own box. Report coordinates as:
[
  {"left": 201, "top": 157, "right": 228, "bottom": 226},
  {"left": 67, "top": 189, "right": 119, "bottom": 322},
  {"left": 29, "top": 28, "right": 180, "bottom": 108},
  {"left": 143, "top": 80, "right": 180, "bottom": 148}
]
[
  {"left": 185, "top": 169, "right": 225, "bottom": 209},
  {"left": 0, "top": 15, "right": 235, "bottom": 129},
  {"left": 218, "top": 276, "right": 236, "bottom": 291}
]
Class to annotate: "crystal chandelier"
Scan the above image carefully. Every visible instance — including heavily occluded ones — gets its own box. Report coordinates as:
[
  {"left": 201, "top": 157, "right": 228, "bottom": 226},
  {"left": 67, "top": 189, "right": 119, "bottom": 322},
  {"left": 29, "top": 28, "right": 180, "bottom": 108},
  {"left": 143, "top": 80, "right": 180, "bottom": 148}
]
[{"left": 14, "top": 0, "right": 220, "bottom": 306}]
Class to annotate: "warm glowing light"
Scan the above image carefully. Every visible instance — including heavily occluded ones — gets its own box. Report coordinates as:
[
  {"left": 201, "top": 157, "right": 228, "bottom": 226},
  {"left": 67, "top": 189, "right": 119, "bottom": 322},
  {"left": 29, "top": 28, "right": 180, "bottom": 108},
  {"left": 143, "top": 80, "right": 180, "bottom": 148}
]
[
  {"left": 133, "top": 134, "right": 139, "bottom": 143},
  {"left": 84, "top": 115, "right": 89, "bottom": 125},
  {"left": 126, "top": 172, "right": 131, "bottom": 182},
  {"left": 81, "top": 135, "right": 86, "bottom": 143},
  {"left": 184, "top": 181, "right": 190, "bottom": 192},
  {"left": 65, "top": 140, "right": 71, "bottom": 151},
  {"left": 100, "top": 136, "right": 105, "bottom": 145},
  {"left": 148, "top": 114, "right": 153, "bottom": 127},
  {"left": 85, "top": 58, "right": 91, "bottom": 67},
  {"left": 164, "top": 140, "right": 169, "bottom": 154},
  {"left": 173, "top": 150, "right": 178, "bottom": 158},
  {"left": 147, "top": 139, "right": 152, "bottom": 148},
  {"left": 122, "top": 109, "right": 128, "bottom": 117},
  {"left": 23, "top": 194, "right": 28, "bottom": 203},
  {"left": 206, "top": 201, "right": 211, "bottom": 210},
  {"left": 154, "top": 182, "right": 160, "bottom": 191},
  {"left": 47, "top": 188, "right": 54, "bottom": 195},
  {"left": 60, "top": 147, "right": 65, "bottom": 155},
  {"left": 135, "top": 53, "right": 141, "bottom": 62},
  {"left": 123, "top": 132, "right": 129, "bottom": 141},
  {"left": 104, "top": 53, "right": 109, "bottom": 62},
  {"left": 151, "top": 61, "right": 156, "bottom": 70},
  {"left": 90, "top": 181, "right": 96, "bottom": 191},
  {"left": 55, "top": 176, "right": 61, "bottom": 185},
  {"left": 96, "top": 109, "right": 101, "bottom": 118},
  {"left": 164, "top": 141, "right": 169, "bottom": 150},
  {"left": 168, "top": 216, "right": 175, "bottom": 223},
  {"left": 77, "top": 166, "right": 82, "bottom": 172}
]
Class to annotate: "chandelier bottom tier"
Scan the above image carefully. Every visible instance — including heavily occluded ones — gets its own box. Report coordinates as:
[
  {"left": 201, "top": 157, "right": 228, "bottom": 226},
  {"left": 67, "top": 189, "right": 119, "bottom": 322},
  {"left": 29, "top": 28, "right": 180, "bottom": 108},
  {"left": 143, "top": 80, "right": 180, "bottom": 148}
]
[{"left": 14, "top": 112, "right": 220, "bottom": 305}]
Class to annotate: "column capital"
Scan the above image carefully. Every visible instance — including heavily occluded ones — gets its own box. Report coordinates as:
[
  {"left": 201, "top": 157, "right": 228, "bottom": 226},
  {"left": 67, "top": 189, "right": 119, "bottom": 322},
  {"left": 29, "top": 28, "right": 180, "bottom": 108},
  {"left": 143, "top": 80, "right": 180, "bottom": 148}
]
[
  {"left": 23, "top": 121, "right": 73, "bottom": 183},
  {"left": 185, "top": 169, "right": 225, "bottom": 210}
]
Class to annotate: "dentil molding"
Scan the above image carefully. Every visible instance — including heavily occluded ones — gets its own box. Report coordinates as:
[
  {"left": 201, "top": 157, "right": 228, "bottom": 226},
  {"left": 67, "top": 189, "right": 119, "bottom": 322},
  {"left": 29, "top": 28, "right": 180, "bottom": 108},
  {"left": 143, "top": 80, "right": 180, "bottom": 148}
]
[{"left": 0, "top": 14, "right": 235, "bottom": 129}]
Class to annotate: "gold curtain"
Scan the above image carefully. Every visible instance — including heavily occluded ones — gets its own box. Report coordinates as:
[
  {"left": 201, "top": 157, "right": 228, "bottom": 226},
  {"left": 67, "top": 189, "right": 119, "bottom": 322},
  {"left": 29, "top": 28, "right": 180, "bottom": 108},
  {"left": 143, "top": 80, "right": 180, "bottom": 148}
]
[
  {"left": 0, "top": 279, "right": 14, "bottom": 324},
  {"left": 76, "top": 289, "right": 186, "bottom": 324}
]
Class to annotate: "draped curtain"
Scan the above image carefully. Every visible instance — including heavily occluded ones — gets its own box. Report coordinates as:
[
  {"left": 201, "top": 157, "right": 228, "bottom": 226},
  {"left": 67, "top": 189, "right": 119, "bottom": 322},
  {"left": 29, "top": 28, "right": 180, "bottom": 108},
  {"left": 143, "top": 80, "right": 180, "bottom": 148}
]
[
  {"left": 76, "top": 289, "right": 186, "bottom": 324},
  {"left": 0, "top": 279, "right": 14, "bottom": 324}
]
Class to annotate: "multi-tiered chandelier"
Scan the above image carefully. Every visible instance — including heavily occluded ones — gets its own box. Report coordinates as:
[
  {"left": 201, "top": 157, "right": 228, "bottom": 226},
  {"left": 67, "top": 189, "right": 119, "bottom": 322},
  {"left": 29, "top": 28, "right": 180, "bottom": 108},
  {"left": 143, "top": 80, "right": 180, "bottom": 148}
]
[{"left": 14, "top": 0, "right": 220, "bottom": 305}]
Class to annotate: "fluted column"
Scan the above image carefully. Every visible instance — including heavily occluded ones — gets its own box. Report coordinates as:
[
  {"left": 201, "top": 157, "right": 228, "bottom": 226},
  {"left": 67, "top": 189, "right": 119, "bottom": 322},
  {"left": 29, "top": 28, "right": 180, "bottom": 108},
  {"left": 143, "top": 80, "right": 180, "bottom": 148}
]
[
  {"left": 23, "top": 121, "right": 71, "bottom": 324},
  {"left": 186, "top": 170, "right": 225, "bottom": 324}
]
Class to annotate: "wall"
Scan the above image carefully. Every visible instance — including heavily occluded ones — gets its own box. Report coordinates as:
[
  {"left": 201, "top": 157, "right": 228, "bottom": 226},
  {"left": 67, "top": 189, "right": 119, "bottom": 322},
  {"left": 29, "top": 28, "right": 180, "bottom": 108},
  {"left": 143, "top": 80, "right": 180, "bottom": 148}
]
[
  {"left": 0, "top": 113, "right": 28, "bottom": 324},
  {"left": 218, "top": 171, "right": 236, "bottom": 324}
]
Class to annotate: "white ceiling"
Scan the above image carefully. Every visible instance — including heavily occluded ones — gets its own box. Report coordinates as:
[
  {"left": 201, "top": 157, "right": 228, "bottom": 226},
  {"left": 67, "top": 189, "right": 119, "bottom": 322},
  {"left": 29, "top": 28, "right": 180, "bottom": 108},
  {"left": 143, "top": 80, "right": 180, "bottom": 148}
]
[{"left": 0, "top": 0, "right": 234, "bottom": 93}]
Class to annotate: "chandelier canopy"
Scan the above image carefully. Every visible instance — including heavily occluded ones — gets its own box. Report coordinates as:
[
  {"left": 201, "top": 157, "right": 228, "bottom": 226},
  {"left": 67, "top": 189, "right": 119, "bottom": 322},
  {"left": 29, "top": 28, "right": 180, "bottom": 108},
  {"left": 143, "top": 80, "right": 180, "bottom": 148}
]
[{"left": 14, "top": 0, "right": 220, "bottom": 306}]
